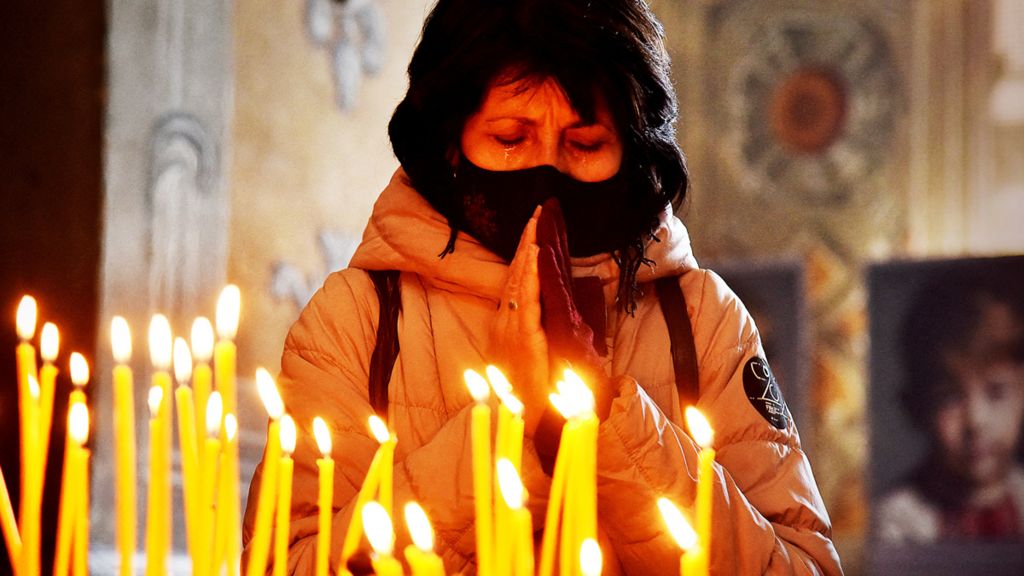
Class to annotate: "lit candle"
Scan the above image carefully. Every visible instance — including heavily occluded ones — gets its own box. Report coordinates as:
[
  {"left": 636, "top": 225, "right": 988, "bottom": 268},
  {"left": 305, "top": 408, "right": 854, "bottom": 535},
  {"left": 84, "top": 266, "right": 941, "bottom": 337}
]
[
  {"left": 274, "top": 414, "right": 296, "bottom": 576},
  {"left": 55, "top": 403, "right": 90, "bottom": 576},
  {"left": 464, "top": 369, "right": 493, "bottom": 576},
  {"left": 370, "top": 416, "right": 396, "bottom": 521},
  {"left": 191, "top": 317, "right": 215, "bottom": 465},
  {"left": 657, "top": 497, "right": 699, "bottom": 576},
  {"left": 212, "top": 413, "right": 239, "bottom": 576},
  {"left": 214, "top": 285, "right": 240, "bottom": 421},
  {"left": 403, "top": 502, "right": 445, "bottom": 576},
  {"left": 39, "top": 322, "right": 59, "bottom": 481},
  {"left": 313, "top": 417, "right": 334, "bottom": 576},
  {"left": 579, "top": 538, "right": 601, "bottom": 576},
  {"left": 487, "top": 366, "right": 523, "bottom": 576},
  {"left": 15, "top": 296, "right": 39, "bottom": 576},
  {"left": 173, "top": 336, "right": 201, "bottom": 567},
  {"left": 0, "top": 466, "right": 20, "bottom": 572},
  {"left": 246, "top": 368, "right": 285, "bottom": 576},
  {"left": 147, "top": 313, "right": 173, "bottom": 576},
  {"left": 73, "top": 412, "right": 91, "bottom": 576},
  {"left": 196, "top": 392, "right": 223, "bottom": 576},
  {"left": 21, "top": 375, "right": 41, "bottom": 576},
  {"left": 144, "top": 386, "right": 168, "bottom": 576},
  {"left": 111, "top": 316, "right": 136, "bottom": 576},
  {"left": 338, "top": 415, "right": 394, "bottom": 570},
  {"left": 362, "top": 502, "right": 402, "bottom": 576},
  {"left": 565, "top": 370, "right": 598, "bottom": 557},
  {"left": 685, "top": 407, "right": 715, "bottom": 576},
  {"left": 497, "top": 458, "right": 533, "bottom": 576}
]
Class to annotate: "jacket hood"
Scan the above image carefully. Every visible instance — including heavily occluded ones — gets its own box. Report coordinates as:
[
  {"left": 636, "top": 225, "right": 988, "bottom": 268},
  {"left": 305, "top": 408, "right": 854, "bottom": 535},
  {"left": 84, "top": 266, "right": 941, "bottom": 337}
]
[{"left": 349, "top": 168, "right": 699, "bottom": 305}]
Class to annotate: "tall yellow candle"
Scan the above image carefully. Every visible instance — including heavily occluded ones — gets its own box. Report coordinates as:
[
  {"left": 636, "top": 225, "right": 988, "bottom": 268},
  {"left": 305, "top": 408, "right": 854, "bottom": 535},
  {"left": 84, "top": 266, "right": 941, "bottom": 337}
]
[
  {"left": 0, "top": 466, "right": 21, "bottom": 572},
  {"left": 367, "top": 416, "right": 396, "bottom": 521},
  {"left": 173, "top": 336, "right": 202, "bottom": 566},
  {"left": 497, "top": 458, "right": 533, "bottom": 576},
  {"left": 73, "top": 445, "right": 90, "bottom": 576},
  {"left": 685, "top": 407, "right": 715, "bottom": 576},
  {"left": 38, "top": 323, "right": 59, "bottom": 481},
  {"left": 20, "top": 375, "right": 41, "bottom": 576},
  {"left": 55, "top": 402, "right": 90, "bottom": 576},
  {"left": 313, "top": 417, "right": 334, "bottom": 576},
  {"left": 196, "top": 392, "right": 223, "bottom": 576},
  {"left": 657, "top": 497, "right": 699, "bottom": 576},
  {"left": 15, "top": 296, "right": 39, "bottom": 576},
  {"left": 213, "top": 413, "right": 239, "bottom": 576},
  {"left": 464, "top": 369, "right": 494, "bottom": 576},
  {"left": 487, "top": 366, "right": 523, "bottom": 576},
  {"left": 338, "top": 415, "right": 393, "bottom": 571},
  {"left": 403, "top": 502, "right": 445, "bottom": 576},
  {"left": 538, "top": 416, "right": 572, "bottom": 576},
  {"left": 110, "top": 317, "right": 136, "bottom": 576},
  {"left": 274, "top": 414, "right": 296, "bottom": 576},
  {"left": 247, "top": 368, "right": 284, "bottom": 576},
  {"left": 191, "top": 317, "right": 215, "bottom": 465},
  {"left": 214, "top": 285, "right": 240, "bottom": 420},
  {"left": 148, "top": 314, "right": 173, "bottom": 576},
  {"left": 566, "top": 370, "right": 598, "bottom": 557},
  {"left": 362, "top": 502, "right": 402, "bottom": 576}
]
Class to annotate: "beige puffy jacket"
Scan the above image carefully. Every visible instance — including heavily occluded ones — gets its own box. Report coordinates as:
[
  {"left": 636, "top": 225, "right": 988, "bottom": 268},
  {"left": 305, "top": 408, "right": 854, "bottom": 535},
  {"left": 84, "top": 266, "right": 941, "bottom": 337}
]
[{"left": 242, "top": 169, "right": 843, "bottom": 575}]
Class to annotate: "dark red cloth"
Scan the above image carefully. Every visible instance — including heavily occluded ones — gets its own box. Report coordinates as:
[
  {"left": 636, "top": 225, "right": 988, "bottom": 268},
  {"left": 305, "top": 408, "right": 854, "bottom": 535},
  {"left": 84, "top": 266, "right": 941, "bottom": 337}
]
[{"left": 942, "top": 493, "right": 1021, "bottom": 541}]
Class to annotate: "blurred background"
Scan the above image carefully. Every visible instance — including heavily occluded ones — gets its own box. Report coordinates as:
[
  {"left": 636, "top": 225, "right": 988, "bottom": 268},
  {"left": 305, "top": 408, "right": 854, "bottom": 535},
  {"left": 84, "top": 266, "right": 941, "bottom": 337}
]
[{"left": 1, "top": 0, "right": 1022, "bottom": 574}]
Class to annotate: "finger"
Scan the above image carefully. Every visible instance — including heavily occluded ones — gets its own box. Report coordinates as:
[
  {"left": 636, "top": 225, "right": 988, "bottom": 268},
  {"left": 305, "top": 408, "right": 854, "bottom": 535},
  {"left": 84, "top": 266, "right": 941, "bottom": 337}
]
[{"left": 520, "top": 243, "right": 543, "bottom": 332}]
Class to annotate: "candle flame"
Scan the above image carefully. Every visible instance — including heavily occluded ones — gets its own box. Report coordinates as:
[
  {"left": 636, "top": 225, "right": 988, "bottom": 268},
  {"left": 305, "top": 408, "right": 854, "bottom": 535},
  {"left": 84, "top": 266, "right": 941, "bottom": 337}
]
[
  {"left": 190, "top": 317, "right": 214, "bottom": 363},
  {"left": 69, "top": 352, "right": 89, "bottom": 387},
  {"left": 216, "top": 285, "right": 241, "bottom": 340},
  {"left": 16, "top": 295, "right": 37, "bottom": 341},
  {"left": 206, "top": 391, "right": 223, "bottom": 438},
  {"left": 280, "top": 414, "right": 297, "bottom": 455},
  {"left": 580, "top": 538, "right": 603, "bottom": 576},
  {"left": 173, "top": 337, "right": 193, "bottom": 384},
  {"left": 28, "top": 374, "right": 40, "bottom": 399},
  {"left": 111, "top": 316, "right": 132, "bottom": 364},
  {"left": 148, "top": 385, "right": 164, "bottom": 418},
  {"left": 463, "top": 369, "right": 490, "bottom": 403},
  {"left": 313, "top": 416, "right": 332, "bottom": 457},
  {"left": 484, "top": 366, "right": 524, "bottom": 415},
  {"left": 404, "top": 502, "right": 435, "bottom": 552},
  {"left": 148, "top": 314, "right": 173, "bottom": 370},
  {"left": 69, "top": 402, "right": 90, "bottom": 445},
  {"left": 362, "top": 501, "right": 394, "bottom": 556},
  {"left": 684, "top": 406, "right": 714, "bottom": 449},
  {"left": 224, "top": 413, "right": 238, "bottom": 442},
  {"left": 496, "top": 458, "right": 526, "bottom": 510},
  {"left": 255, "top": 367, "right": 284, "bottom": 420},
  {"left": 550, "top": 369, "right": 595, "bottom": 419},
  {"left": 657, "top": 497, "right": 697, "bottom": 551},
  {"left": 40, "top": 322, "right": 59, "bottom": 362},
  {"left": 367, "top": 415, "right": 390, "bottom": 444}
]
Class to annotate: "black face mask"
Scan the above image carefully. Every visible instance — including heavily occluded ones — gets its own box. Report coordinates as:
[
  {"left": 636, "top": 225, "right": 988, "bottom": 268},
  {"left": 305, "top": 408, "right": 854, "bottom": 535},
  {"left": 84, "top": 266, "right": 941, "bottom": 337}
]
[{"left": 452, "top": 156, "right": 640, "bottom": 262}]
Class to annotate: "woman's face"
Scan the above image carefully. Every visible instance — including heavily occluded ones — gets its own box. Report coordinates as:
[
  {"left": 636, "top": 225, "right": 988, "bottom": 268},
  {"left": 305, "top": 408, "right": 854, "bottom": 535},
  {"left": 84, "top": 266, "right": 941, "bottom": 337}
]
[{"left": 460, "top": 74, "right": 623, "bottom": 182}]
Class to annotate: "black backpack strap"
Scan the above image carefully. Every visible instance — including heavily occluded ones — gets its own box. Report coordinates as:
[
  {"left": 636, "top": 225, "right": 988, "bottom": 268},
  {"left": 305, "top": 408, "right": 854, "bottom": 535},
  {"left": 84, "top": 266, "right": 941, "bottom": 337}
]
[
  {"left": 654, "top": 275, "right": 700, "bottom": 408},
  {"left": 367, "top": 269, "right": 402, "bottom": 419}
]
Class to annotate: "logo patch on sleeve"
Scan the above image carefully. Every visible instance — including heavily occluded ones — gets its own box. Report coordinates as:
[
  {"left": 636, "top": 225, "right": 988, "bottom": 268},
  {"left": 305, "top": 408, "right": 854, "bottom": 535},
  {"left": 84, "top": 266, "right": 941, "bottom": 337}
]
[{"left": 743, "top": 357, "right": 789, "bottom": 430}]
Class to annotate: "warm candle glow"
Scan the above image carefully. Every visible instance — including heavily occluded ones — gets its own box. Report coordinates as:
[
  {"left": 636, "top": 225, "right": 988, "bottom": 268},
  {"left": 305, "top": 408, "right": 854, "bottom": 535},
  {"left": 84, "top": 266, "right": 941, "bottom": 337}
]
[
  {"left": 148, "top": 385, "right": 164, "bottom": 418},
  {"left": 562, "top": 369, "right": 595, "bottom": 413},
  {"left": 111, "top": 316, "right": 132, "bottom": 364},
  {"left": 69, "top": 402, "right": 90, "bottom": 445},
  {"left": 173, "top": 337, "right": 193, "bottom": 384},
  {"left": 256, "top": 368, "right": 284, "bottom": 420},
  {"left": 313, "top": 416, "right": 332, "bottom": 457},
  {"left": 656, "top": 498, "right": 697, "bottom": 550},
  {"left": 464, "top": 369, "right": 491, "bottom": 402},
  {"left": 404, "top": 502, "right": 435, "bottom": 552},
  {"left": 685, "top": 407, "right": 714, "bottom": 449},
  {"left": 206, "top": 391, "right": 224, "bottom": 438},
  {"left": 580, "top": 538, "right": 602, "bottom": 576},
  {"left": 28, "top": 374, "right": 40, "bottom": 399},
  {"left": 216, "top": 285, "right": 241, "bottom": 340},
  {"left": 485, "top": 365, "right": 524, "bottom": 413},
  {"left": 496, "top": 458, "right": 526, "bottom": 510},
  {"left": 69, "top": 352, "right": 89, "bottom": 386},
  {"left": 368, "top": 415, "right": 390, "bottom": 444},
  {"left": 16, "top": 295, "right": 37, "bottom": 341},
  {"left": 40, "top": 322, "right": 59, "bottom": 362},
  {"left": 280, "top": 414, "right": 297, "bottom": 455},
  {"left": 191, "top": 317, "right": 214, "bottom": 363},
  {"left": 149, "top": 314, "right": 172, "bottom": 370},
  {"left": 362, "top": 501, "right": 394, "bottom": 556},
  {"left": 224, "top": 413, "right": 237, "bottom": 442}
]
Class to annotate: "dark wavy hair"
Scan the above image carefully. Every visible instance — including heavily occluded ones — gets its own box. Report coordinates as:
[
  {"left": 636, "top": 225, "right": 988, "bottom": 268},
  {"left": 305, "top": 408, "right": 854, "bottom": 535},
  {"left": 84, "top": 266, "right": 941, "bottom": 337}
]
[{"left": 388, "top": 0, "right": 688, "bottom": 312}]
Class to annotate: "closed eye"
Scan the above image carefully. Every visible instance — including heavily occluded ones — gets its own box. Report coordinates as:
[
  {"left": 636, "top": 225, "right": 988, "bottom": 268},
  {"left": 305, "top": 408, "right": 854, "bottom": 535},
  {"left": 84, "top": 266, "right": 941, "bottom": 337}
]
[{"left": 494, "top": 135, "right": 525, "bottom": 147}]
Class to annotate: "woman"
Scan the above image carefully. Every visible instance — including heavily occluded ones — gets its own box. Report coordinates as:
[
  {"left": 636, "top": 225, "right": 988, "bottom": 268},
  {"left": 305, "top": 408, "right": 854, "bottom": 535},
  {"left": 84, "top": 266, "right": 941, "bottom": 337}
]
[{"left": 243, "top": 0, "right": 842, "bottom": 574}]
